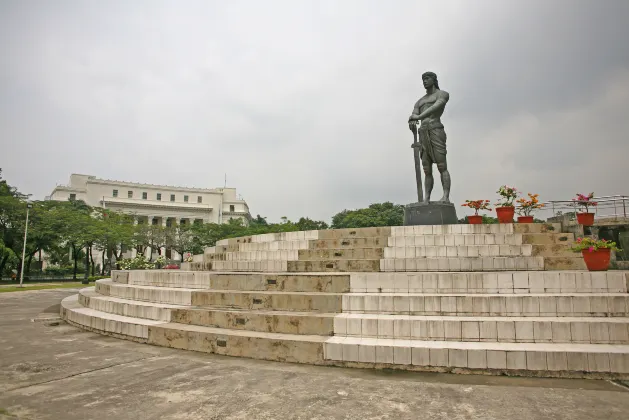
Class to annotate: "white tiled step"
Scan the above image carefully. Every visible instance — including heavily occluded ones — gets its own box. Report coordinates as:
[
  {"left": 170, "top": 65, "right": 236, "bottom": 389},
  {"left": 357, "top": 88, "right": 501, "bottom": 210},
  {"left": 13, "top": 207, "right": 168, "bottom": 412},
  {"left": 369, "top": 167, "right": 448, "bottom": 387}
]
[
  {"left": 212, "top": 261, "right": 288, "bottom": 272},
  {"left": 334, "top": 313, "right": 629, "bottom": 344},
  {"left": 215, "top": 230, "right": 319, "bottom": 246},
  {"left": 61, "top": 295, "right": 165, "bottom": 339},
  {"left": 384, "top": 245, "right": 532, "bottom": 258},
  {"left": 388, "top": 234, "right": 523, "bottom": 246},
  {"left": 380, "top": 256, "right": 544, "bottom": 272},
  {"left": 323, "top": 336, "right": 629, "bottom": 373},
  {"left": 79, "top": 288, "right": 188, "bottom": 321},
  {"left": 236, "top": 240, "right": 311, "bottom": 251},
  {"left": 95, "top": 279, "right": 194, "bottom": 305},
  {"left": 113, "top": 270, "right": 213, "bottom": 289},
  {"left": 350, "top": 271, "right": 629, "bottom": 294},
  {"left": 391, "top": 224, "right": 561, "bottom": 236},
  {"left": 221, "top": 250, "right": 299, "bottom": 261},
  {"left": 342, "top": 293, "right": 629, "bottom": 317}
]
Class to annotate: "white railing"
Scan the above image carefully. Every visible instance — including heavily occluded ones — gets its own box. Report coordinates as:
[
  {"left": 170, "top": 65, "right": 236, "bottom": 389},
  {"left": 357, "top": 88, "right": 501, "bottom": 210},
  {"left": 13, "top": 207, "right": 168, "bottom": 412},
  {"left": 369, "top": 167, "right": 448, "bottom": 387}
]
[{"left": 540, "top": 195, "right": 629, "bottom": 221}]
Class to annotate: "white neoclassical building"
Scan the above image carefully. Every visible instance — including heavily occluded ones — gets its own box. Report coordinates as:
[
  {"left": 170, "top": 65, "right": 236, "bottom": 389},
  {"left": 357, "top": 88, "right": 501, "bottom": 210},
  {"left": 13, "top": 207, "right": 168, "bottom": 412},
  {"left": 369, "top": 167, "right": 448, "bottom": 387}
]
[
  {"left": 47, "top": 174, "right": 251, "bottom": 265},
  {"left": 48, "top": 174, "right": 251, "bottom": 226}
]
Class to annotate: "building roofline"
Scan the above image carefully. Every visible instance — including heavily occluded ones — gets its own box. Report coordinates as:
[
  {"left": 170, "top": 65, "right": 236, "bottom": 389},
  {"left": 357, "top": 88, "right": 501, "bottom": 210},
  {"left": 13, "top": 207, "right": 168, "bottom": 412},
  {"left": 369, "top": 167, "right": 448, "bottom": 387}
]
[{"left": 76, "top": 174, "right": 228, "bottom": 194}]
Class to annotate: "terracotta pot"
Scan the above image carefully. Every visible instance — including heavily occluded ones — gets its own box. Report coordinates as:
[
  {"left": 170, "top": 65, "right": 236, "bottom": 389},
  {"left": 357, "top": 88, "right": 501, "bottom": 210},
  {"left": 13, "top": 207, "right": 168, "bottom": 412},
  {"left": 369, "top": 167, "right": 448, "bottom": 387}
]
[
  {"left": 517, "top": 216, "right": 534, "bottom": 223},
  {"left": 576, "top": 212, "right": 595, "bottom": 226},
  {"left": 467, "top": 215, "right": 483, "bottom": 224},
  {"left": 495, "top": 206, "right": 515, "bottom": 223},
  {"left": 581, "top": 248, "right": 611, "bottom": 271}
]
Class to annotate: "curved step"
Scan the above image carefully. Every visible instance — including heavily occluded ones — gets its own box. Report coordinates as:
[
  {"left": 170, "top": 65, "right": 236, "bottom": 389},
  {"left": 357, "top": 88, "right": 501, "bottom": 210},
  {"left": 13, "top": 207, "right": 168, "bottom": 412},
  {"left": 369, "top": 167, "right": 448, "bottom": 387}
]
[
  {"left": 79, "top": 288, "right": 188, "bottom": 321},
  {"left": 60, "top": 294, "right": 629, "bottom": 377},
  {"left": 96, "top": 279, "right": 194, "bottom": 305},
  {"left": 351, "top": 271, "right": 628, "bottom": 294},
  {"left": 172, "top": 308, "right": 335, "bottom": 335},
  {"left": 60, "top": 294, "right": 165, "bottom": 341},
  {"left": 334, "top": 313, "right": 629, "bottom": 344},
  {"left": 343, "top": 293, "right": 629, "bottom": 317},
  {"left": 323, "top": 336, "right": 629, "bottom": 376}
]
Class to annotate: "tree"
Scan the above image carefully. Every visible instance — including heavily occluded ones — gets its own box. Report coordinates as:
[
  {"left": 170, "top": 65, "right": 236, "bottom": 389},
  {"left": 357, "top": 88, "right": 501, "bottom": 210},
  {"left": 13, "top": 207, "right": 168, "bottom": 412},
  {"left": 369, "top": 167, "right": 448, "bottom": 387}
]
[
  {"left": 295, "top": 217, "right": 328, "bottom": 231},
  {"left": 95, "top": 209, "right": 135, "bottom": 273},
  {"left": 166, "top": 225, "right": 196, "bottom": 261},
  {"left": 331, "top": 202, "right": 404, "bottom": 229}
]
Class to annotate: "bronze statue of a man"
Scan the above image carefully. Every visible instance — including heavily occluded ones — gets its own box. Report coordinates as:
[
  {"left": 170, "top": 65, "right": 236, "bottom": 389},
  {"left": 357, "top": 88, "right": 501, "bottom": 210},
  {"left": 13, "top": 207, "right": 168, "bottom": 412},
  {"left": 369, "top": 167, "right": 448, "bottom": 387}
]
[{"left": 408, "top": 71, "right": 451, "bottom": 203}]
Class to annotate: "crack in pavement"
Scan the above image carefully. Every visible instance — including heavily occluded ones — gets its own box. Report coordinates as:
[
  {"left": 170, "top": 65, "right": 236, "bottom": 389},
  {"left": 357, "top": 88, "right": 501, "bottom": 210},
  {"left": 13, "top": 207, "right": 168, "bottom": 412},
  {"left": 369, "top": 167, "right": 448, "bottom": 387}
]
[{"left": 5, "top": 355, "right": 160, "bottom": 393}]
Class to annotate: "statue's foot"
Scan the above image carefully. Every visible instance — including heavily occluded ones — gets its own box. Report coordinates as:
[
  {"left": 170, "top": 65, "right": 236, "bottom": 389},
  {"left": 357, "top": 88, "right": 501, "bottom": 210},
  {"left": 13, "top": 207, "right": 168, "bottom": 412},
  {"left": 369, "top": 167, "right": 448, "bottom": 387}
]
[{"left": 437, "top": 196, "right": 451, "bottom": 204}]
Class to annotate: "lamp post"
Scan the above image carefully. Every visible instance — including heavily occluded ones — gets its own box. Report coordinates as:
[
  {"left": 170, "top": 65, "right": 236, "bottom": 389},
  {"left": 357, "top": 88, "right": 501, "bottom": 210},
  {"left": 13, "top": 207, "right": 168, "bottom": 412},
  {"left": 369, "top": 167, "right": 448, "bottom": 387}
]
[{"left": 19, "top": 201, "right": 33, "bottom": 287}]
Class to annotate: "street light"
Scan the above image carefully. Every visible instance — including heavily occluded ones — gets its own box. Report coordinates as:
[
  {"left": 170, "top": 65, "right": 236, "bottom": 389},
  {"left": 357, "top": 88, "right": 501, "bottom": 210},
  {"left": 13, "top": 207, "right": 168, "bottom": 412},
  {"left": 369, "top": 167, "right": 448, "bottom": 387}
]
[{"left": 19, "top": 200, "right": 33, "bottom": 287}]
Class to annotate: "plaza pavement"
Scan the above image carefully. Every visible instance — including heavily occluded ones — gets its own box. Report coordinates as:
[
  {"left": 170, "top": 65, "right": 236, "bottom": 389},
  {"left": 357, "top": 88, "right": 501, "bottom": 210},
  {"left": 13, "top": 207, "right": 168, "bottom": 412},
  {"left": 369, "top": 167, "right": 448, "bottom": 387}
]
[{"left": 0, "top": 289, "right": 628, "bottom": 420}]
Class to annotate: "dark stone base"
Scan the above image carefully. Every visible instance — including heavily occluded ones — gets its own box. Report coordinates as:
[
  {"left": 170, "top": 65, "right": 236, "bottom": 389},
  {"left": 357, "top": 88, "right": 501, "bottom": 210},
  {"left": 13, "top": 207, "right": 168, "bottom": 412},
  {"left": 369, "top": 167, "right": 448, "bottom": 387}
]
[{"left": 404, "top": 202, "right": 459, "bottom": 226}]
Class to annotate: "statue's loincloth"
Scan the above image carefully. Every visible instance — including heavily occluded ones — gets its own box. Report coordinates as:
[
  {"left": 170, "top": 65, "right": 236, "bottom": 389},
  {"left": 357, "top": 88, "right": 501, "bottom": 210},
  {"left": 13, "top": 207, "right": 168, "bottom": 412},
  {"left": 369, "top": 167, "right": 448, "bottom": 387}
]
[{"left": 418, "top": 122, "right": 447, "bottom": 163}]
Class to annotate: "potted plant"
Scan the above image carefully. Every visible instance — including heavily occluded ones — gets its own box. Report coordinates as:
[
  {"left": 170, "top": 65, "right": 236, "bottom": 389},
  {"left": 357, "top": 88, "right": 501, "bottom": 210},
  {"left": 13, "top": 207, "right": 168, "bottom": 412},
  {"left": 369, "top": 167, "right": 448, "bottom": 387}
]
[
  {"left": 515, "top": 193, "right": 544, "bottom": 223},
  {"left": 572, "top": 193, "right": 597, "bottom": 226},
  {"left": 570, "top": 237, "right": 620, "bottom": 271},
  {"left": 495, "top": 185, "right": 518, "bottom": 223},
  {"left": 461, "top": 200, "right": 491, "bottom": 224}
]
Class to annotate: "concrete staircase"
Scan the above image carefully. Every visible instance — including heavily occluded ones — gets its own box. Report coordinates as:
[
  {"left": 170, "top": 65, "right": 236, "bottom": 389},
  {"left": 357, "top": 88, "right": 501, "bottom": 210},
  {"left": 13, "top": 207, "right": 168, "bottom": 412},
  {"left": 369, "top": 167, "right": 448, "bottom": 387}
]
[{"left": 60, "top": 224, "right": 629, "bottom": 378}]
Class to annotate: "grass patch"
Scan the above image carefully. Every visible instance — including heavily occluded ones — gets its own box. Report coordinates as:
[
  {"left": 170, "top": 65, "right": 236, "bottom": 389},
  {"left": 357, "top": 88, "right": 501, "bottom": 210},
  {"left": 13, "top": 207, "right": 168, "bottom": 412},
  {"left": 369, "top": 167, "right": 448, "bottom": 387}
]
[
  {"left": 0, "top": 282, "right": 93, "bottom": 293},
  {"left": 0, "top": 408, "right": 16, "bottom": 417}
]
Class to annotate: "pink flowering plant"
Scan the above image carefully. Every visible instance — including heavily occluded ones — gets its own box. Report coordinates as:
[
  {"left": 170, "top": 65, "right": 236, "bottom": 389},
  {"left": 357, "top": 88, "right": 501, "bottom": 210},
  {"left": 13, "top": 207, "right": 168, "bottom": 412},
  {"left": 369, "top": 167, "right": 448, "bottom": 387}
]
[
  {"left": 495, "top": 185, "right": 519, "bottom": 207},
  {"left": 572, "top": 192, "right": 598, "bottom": 212},
  {"left": 570, "top": 237, "right": 620, "bottom": 253}
]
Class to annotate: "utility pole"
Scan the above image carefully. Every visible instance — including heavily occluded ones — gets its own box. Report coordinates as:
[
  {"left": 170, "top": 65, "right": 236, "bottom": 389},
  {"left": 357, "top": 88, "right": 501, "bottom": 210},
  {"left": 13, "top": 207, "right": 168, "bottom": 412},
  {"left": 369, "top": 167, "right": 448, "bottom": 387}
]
[{"left": 19, "top": 201, "right": 33, "bottom": 287}]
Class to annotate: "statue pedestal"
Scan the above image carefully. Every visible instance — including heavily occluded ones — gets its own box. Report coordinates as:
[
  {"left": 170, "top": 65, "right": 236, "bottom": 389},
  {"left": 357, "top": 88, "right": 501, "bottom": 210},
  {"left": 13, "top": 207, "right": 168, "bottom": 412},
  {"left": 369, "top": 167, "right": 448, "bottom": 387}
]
[{"left": 404, "top": 202, "right": 458, "bottom": 226}]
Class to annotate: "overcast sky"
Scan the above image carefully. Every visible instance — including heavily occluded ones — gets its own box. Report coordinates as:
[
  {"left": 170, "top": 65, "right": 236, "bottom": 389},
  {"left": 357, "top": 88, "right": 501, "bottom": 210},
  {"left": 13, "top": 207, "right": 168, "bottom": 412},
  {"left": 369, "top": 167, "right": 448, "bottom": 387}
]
[{"left": 1, "top": 0, "right": 628, "bottom": 223}]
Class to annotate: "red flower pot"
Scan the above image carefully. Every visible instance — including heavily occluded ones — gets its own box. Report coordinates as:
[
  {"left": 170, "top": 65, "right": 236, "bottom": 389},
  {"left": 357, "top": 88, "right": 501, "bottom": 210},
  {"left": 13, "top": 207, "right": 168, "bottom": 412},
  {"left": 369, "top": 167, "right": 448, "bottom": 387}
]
[
  {"left": 581, "top": 248, "right": 611, "bottom": 271},
  {"left": 495, "top": 206, "right": 515, "bottom": 223},
  {"left": 576, "top": 212, "right": 594, "bottom": 226},
  {"left": 467, "top": 215, "right": 483, "bottom": 224},
  {"left": 517, "top": 216, "right": 534, "bottom": 223}
]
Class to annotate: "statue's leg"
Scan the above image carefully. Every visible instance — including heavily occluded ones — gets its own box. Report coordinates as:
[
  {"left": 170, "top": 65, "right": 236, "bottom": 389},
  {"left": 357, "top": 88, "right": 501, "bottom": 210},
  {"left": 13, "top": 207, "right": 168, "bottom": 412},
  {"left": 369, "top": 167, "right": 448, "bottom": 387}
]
[
  {"left": 421, "top": 153, "right": 433, "bottom": 203},
  {"left": 435, "top": 154, "right": 451, "bottom": 203}
]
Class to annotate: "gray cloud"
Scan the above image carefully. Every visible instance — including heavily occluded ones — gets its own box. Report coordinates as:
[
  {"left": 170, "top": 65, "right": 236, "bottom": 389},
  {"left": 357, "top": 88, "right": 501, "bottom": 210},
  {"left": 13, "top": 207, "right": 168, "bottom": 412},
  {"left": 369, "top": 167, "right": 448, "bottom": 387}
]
[{"left": 1, "top": 0, "right": 628, "bottom": 222}]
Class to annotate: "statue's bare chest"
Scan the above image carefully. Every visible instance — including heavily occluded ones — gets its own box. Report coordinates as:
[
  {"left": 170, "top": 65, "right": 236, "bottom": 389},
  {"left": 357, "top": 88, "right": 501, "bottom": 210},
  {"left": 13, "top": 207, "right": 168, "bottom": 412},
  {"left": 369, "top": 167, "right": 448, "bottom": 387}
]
[{"left": 418, "top": 94, "right": 438, "bottom": 110}]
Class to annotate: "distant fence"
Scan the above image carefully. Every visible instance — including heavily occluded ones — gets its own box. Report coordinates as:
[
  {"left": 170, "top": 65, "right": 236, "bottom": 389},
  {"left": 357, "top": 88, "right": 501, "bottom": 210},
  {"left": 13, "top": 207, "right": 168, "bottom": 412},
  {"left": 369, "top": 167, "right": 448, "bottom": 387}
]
[{"left": 536, "top": 195, "right": 629, "bottom": 222}]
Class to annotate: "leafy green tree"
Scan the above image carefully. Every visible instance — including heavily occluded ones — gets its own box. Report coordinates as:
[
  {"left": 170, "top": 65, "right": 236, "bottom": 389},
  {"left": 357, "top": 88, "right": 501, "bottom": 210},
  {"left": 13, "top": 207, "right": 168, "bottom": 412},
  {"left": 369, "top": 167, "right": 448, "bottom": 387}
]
[
  {"left": 331, "top": 202, "right": 404, "bottom": 229},
  {"left": 166, "top": 225, "right": 196, "bottom": 262},
  {"left": 294, "top": 217, "right": 328, "bottom": 231}
]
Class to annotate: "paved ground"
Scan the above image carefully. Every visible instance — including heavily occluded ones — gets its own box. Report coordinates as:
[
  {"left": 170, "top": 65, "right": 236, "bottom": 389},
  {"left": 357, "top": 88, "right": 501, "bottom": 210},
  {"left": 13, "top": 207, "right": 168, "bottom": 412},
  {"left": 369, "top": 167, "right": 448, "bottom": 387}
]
[{"left": 1, "top": 290, "right": 628, "bottom": 420}]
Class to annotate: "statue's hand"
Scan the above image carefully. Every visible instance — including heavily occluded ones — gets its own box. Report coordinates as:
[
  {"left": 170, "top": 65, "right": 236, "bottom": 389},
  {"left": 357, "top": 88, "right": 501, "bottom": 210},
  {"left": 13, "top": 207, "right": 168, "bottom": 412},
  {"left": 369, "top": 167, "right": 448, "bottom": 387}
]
[{"left": 408, "top": 121, "right": 416, "bottom": 131}]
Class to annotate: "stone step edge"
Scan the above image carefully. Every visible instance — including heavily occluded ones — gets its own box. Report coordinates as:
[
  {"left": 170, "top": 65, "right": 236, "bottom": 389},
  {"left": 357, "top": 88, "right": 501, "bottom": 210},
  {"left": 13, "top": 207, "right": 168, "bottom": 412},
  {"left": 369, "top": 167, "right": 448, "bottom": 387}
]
[
  {"left": 61, "top": 295, "right": 165, "bottom": 326},
  {"left": 325, "top": 335, "right": 629, "bottom": 354},
  {"left": 80, "top": 287, "right": 190, "bottom": 309},
  {"left": 324, "top": 337, "right": 629, "bottom": 375},
  {"left": 97, "top": 279, "right": 200, "bottom": 292},
  {"left": 70, "top": 294, "right": 629, "bottom": 323}
]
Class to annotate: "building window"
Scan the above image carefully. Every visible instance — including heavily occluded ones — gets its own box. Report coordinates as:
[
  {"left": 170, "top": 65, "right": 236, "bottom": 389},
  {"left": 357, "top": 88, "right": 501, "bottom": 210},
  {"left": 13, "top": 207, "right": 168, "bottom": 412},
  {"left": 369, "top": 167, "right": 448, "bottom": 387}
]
[
  {"left": 113, "top": 189, "right": 118, "bottom": 197},
  {"left": 184, "top": 195, "right": 189, "bottom": 203},
  {"left": 142, "top": 192, "right": 147, "bottom": 200},
  {"left": 128, "top": 191, "right": 133, "bottom": 198},
  {"left": 194, "top": 219, "right": 203, "bottom": 225},
  {"left": 152, "top": 218, "right": 158, "bottom": 225},
  {"left": 170, "top": 194, "right": 175, "bottom": 202},
  {"left": 180, "top": 219, "right": 186, "bottom": 225},
  {"left": 69, "top": 193, "right": 76, "bottom": 200},
  {"left": 197, "top": 196, "right": 202, "bottom": 203},
  {"left": 230, "top": 205, "right": 235, "bottom": 212},
  {"left": 157, "top": 193, "right": 162, "bottom": 200},
  {"left": 166, "top": 219, "right": 172, "bottom": 227}
]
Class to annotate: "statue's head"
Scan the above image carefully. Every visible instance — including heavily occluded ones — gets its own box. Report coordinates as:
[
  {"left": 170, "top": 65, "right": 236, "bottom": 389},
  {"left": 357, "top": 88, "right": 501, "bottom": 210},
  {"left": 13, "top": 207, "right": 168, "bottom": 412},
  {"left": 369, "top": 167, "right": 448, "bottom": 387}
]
[{"left": 422, "top": 72, "right": 439, "bottom": 90}]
